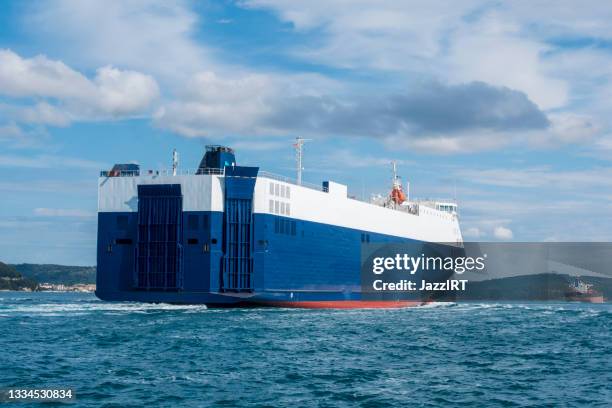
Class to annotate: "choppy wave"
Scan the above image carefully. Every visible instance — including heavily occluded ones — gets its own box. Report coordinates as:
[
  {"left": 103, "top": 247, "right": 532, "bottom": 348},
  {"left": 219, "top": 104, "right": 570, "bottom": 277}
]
[
  {"left": 0, "top": 296, "right": 208, "bottom": 316},
  {"left": 0, "top": 292, "right": 610, "bottom": 408}
]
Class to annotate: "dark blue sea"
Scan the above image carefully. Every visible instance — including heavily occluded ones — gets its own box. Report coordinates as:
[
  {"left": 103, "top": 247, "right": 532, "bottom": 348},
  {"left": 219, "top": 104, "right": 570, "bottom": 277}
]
[{"left": 1, "top": 292, "right": 610, "bottom": 407}]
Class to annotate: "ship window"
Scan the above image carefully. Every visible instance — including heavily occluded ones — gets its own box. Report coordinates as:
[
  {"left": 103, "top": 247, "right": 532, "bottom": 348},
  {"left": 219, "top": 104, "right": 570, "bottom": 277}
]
[
  {"left": 291, "top": 221, "right": 296, "bottom": 236},
  {"left": 211, "top": 238, "right": 217, "bottom": 244},
  {"left": 274, "top": 218, "right": 280, "bottom": 233},
  {"left": 280, "top": 202, "right": 286, "bottom": 214},
  {"left": 202, "top": 214, "right": 209, "bottom": 229},
  {"left": 188, "top": 214, "right": 199, "bottom": 230},
  {"left": 361, "top": 233, "right": 365, "bottom": 242},
  {"left": 116, "top": 215, "right": 128, "bottom": 230},
  {"left": 280, "top": 185, "right": 285, "bottom": 198},
  {"left": 274, "top": 183, "right": 280, "bottom": 196},
  {"left": 269, "top": 182, "right": 274, "bottom": 195},
  {"left": 366, "top": 234, "right": 370, "bottom": 243},
  {"left": 274, "top": 201, "right": 280, "bottom": 214},
  {"left": 286, "top": 203, "right": 290, "bottom": 215},
  {"left": 286, "top": 187, "right": 290, "bottom": 199},
  {"left": 269, "top": 200, "right": 274, "bottom": 213},
  {"left": 280, "top": 219, "right": 285, "bottom": 234},
  {"left": 115, "top": 238, "right": 133, "bottom": 245},
  {"left": 188, "top": 238, "right": 198, "bottom": 245}
]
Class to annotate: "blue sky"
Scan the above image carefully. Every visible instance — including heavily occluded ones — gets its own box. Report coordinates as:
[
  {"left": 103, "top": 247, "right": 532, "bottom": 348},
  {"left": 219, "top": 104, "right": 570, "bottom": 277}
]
[{"left": 2, "top": 0, "right": 612, "bottom": 265}]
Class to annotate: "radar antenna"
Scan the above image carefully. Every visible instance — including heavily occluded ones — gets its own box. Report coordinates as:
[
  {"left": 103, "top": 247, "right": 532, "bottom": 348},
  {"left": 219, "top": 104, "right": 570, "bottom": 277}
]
[{"left": 294, "top": 137, "right": 311, "bottom": 185}]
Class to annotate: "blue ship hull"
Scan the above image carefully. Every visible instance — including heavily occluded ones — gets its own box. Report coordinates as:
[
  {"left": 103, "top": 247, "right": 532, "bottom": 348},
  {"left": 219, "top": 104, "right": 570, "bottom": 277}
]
[
  {"left": 96, "top": 210, "right": 456, "bottom": 308},
  {"left": 96, "top": 163, "right": 459, "bottom": 308}
]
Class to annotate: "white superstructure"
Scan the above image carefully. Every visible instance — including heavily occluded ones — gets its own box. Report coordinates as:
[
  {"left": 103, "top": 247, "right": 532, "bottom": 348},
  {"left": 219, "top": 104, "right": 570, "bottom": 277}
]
[{"left": 99, "top": 168, "right": 462, "bottom": 245}]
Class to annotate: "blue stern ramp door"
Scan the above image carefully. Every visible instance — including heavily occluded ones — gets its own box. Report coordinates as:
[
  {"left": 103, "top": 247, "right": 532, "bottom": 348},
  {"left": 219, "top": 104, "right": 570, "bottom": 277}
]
[
  {"left": 221, "top": 166, "right": 259, "bottom": 292},
  {"left": 135, "top": 184, "right": 184, "bottom": 291}
]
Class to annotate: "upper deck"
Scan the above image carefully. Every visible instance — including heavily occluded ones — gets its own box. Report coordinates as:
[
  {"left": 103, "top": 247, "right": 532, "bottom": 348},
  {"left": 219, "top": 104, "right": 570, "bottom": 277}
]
[{"left": 99, "top": 166, "right": 458, "bottom": 220}]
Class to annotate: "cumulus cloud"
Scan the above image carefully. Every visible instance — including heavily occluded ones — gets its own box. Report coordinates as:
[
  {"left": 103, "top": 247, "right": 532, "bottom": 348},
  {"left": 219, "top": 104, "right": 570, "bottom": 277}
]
[
  {"left": 235, "top": 0, "right": 612, "bottom": 159},
  {"left": 493, "top": 226, "right": 514, "bottom": 240},
  {"left": 154, "top": 72, "right": 274, "bottom": 137},
  {"left": 266, "top": 81, "right": 548, "bottom": 136},
  {"left": 463, "top": 227, "right": 483, "bottom": 239},
  {"left": 155, "top": 76, "right": 551, "bottom": 152},
  {"left": 0, "top": 102, "right": 71, "bottom": 127},
  {"left": 444, "top": 12, "right": 569, "bottom": 110},
  {"left": 239, "top": 1, "right": 601, "bottom": 110},
  {"left": 0, "top": 49, "right": 159, "bottom": 124},
  {"left": 8, "top": 0, "right": 612, "bottom": 157}
]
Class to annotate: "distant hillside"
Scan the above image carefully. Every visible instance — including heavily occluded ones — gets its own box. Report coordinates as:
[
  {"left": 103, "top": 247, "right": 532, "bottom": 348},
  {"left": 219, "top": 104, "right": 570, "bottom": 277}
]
[
  {"left": 446, "top": 273, "right": 612, "bottom": 301},
  {"left": 12, "top": 264, "right": 96, "bottom": 285},
  {"left": 0, "top": 262, "right": 38, "bottom": 291}
]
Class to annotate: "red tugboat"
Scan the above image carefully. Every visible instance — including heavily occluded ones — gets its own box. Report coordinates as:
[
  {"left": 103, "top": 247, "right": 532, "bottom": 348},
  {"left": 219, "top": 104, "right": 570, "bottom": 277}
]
[{"left": 565, "top": 278, "right": 605, "bottom": 303}]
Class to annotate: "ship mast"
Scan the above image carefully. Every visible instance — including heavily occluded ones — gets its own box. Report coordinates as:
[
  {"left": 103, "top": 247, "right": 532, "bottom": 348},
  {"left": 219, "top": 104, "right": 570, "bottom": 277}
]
[
  {"left": 390, "top": 161, "right": 406, "bottom": 207},
  {"left": 392, "top": 161, "right": 401, "bottom": 189},
  {"left": 294, "top": 137, "right": 311, "bottom": 185},
  {"left": 172, "top": 148, "right": 179, "bottom": 176}
]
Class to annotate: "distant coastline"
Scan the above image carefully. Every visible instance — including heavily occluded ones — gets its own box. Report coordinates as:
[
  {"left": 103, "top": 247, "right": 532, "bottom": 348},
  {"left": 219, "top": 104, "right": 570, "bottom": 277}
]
[
  {"left": 1, "top": 259, "right": 609, "bottom": 301},
  {"left": 0, "top": 262, "right": 96, "bottom": 292}
]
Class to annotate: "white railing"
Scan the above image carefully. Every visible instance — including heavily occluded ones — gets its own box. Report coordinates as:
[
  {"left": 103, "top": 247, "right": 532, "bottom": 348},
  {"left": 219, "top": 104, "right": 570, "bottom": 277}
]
[{"left": 100, "top": 167, "right": 224, "bottom": 177}]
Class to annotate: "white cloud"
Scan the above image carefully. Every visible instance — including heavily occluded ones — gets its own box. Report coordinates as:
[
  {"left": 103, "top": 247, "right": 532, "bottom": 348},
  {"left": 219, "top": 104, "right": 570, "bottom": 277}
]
[
  {"left": 239, "top": 0, "right": 612, "bottom": 115},
  {"left": 28, "top": 0, "right": 207, "bottom": 81},
  {"left": 154, "top": 72, "right": 274, "bottom": 137},
  {"left": 151, "top": 74, "right": 593, "bottom": 154},
  {"left": 93, "top": 66, "right": 160, "bottom": 116},
  {"left": 34, "top": 208, "right": 95, "bottom": 218},
  {"left": 493, "top": 226, "right": 514, "bottom": 240},
  {"left": 0, "top": 50, "right": 159, "bottom": 122},
  {"left": 243, "top": 0, "right": 480, "bottom": 67},
  {"left": 445, "top": 16, "right": 568, "bottom": 110},
  {"left": 463, "top": 227, "right": 483, "bottom": 239},
  {"left": 0, "top": 49, "right": 92, "bottom": 99},
  {"left": 8, "top": 0, "right": 612, "bottom": 157},
  {"left": 496, "top": 2, "right": 612, "bottom": 40},
  {"left": 545, "top": 113, "right": 599, "bottom": 145},
  {"left": 0, "top": 102, "right": 71, "bottom": 127}
]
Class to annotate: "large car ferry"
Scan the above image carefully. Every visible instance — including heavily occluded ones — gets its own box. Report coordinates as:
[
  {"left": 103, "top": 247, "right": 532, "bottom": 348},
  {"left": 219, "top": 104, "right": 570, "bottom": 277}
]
[{"left": 96, "top": 142, "right": 463, "bottom": 308}]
